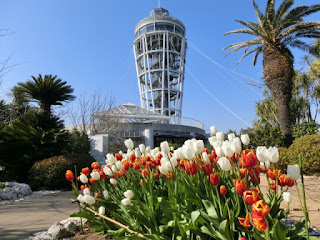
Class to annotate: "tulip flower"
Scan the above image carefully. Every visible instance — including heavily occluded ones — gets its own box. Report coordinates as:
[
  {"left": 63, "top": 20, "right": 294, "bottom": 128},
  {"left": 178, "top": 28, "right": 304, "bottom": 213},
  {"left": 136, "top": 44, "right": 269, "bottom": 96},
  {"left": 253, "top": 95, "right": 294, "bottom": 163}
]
[
  {"left": 124, "top": 190, "right": 134, "bottom": 199},
  {"left": 256, "top": 146, "right": 268, "bottom": 163},
  {"left": 240, "top": 134, "right": 250, "bottom": 145},
  {"left": 135, "top": 148, "right": 141, "bottom": 158},
  {"left": 193, "top": 140, "right": 204, "bottom": 155},
  {"left": 210, "top": 172, "right": 220, "bottom": 186},
  {"left": 124, "top": 138, "right": 134, "bottom": 149},
  {"left": 216, "top": 132, "right": 224, "bottom": 142},
  {"left": 251, "top": 200, "right": 270, "bottom": 216},
  {"left": 121, "top": 198, "right": 131, "bottom": 206},
  {"left": 77, "top": 194, "right": 84, "bottom": 203},
  {"left": 238, "top": 213, "right": 250, "bottom": 228},
  {"left": 106, "top": 154, "right": 117, "bottom": 165},
  {"left": 184, "top": 161, "right": 197, "bottom": 175},
  {"left": 234, "top": 179, "right": 247, "bottom": 195},
  {"left": 65, "top": 170, "right": 74, "bottom": 181},
  {"left": 159, "top": 164, "right": 169, "bottom": 175},
  {"left": 139, "top": 144, "right": 146, "bottom": 153},
  {"left": 160, "top": 141, "right": 170, "bottom": 154},
  {"left": 287, "top": 177, "right": 295, "bottom": 187},
  {"left": 110, "top": 178, "right": 117, "bottom": 185},
  {"left": 90, "top": 171, "right": 100, "bottom": 181},
  {"left": 243, "top": 190, "right": 260, "bottom": 205},
  {"left": 260, "top": 161, "right": 270, "bottom": 171},
  {"left": 83, "top": 195, "right": 96, "bottom": 205},
  {"left": 251, "top": 213, "right": 268, "bottom": 231},
  {"left": 278, "top": 174, "right": 289, "bottom": 187},
  {"left": 239, "top": 168, "right": 249, "bottom": 179},
  {"left": 218, "top": 157, "right": 231, "bottom": 171},
  {"left": 183, "top": 146, "right": 195, "bottom": 160},
  {"left": 222, "top": 141, "right": 234, "bottom": 157},
  {"left": 201, "top": 152, "right": 210, "bottom": 163},
  {"left": 282, "top": 191, "right": 292, "bottom": 204},
  {"left": 103, "top": 166, "right": 113, "bottom": 176},
  {"left": 231, "top": 137, "right": 242, "bottom": 154},
  {"left": 202, "top": 162, "right": 213, "bottom": 176},
  {"left": 287, "top": 164, "right": 300, "bottom": 181},
  {"left": 83, "top": 187, "right": 91, "bottom": 196},
  {"left": 267, "top": 168, "right": 281, "bottom": 180},
  {"left": 102, "top": 190, "right": 109, "bottom": 199},
  {"left": 240, "top": 150, "right": 258, "bottom": 168},
  {"left": 220, "top": 185, "right": 227, "bottom": 195},
  {"left": 115, "top": 161, "right": 124, "bottom": 170},
  {"left": 82, "top": 167, "right": 90, "bottom": 175},
  {"left": 210, "top": 126, "right": 217, "bottom": 135},
  {"left": 79, "top": 174, "right": 88, "bottom": 184},
  {"left": 267, "top": 146, "right": 279, "bottom": 163},
  {"left": 99, "top": 206, "right": 105, "bottom": 215},
  {"left": 228, "top": 133, "right": 235, "bottom": 141},
  {"left": 215, "top": 146, "right": 224, "bottom": 158},
  {"left": 91, "top": 162, "right": 100, "bottom": 169}
]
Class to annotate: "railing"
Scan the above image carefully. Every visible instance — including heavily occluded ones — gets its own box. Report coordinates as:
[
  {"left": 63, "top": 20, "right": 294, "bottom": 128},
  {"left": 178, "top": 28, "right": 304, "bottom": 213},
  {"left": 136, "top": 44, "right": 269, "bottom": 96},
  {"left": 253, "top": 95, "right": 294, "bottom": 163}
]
[{"left": 170, "top": 117, "right": 204, "bottom": 129}]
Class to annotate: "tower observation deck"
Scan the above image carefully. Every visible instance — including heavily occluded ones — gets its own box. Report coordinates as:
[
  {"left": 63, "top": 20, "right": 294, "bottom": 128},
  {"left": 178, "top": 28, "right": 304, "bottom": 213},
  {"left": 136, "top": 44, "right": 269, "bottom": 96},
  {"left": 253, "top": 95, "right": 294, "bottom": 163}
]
[{"left": 133, "top": 8, "right": 187, "bottom": 124}]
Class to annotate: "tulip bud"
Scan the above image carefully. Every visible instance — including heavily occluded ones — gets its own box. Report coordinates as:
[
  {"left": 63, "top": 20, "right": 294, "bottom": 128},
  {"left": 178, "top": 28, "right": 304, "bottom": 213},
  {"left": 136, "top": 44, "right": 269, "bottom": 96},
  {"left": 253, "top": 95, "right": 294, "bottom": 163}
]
[
  {"left": 83, "top": 195, "right": 96, "bottom": 205},
  {"left": 110, "top": 178, "right": 117, "bottom": 185},
  {"left": 282, "top": 191, "right": 292, "bottom": 204},
  {"left": 77, "top": 194, "right": 84, "bottom": 203},
  {"left": 201, "top": 152, "right": 210, "bottom": 163},
  {"left": 102, "top": 190, "right": 109, "bottom": 199},
  {"left": 121, "top": 198, "right": 131, "bottom": 206},
  {"left": 232, "top": 137, "right": 242, "bottom": 154},
  {"left": 193, "top": 140, "right": 204, "bottom": 155},
  {"left": 267, "top": 146, "right": 279, "bottom": 163},
  {"left": 160, "top": 141, "right": 170, "bottom": 154},
  {"left": 220, "top": 185, "right": 227, "bottom": 195},
  {"left": 83, "top": 187, "right": 90, "bottom": 195},
  {"left": 111, "top": 165, "right": 117, "bottom": 173},
  {"left": 79, "top": 174, "right": 88, "bottom": 184},
  {"left": 256, "top": 146, "right": 269, "bottom": 163},
  {"left": 210, "top": 173, "right": 220, "bottom": 186},
  {"left": 124, "top": 138, "right": 134, "bottom": 149},
  {"left": 241, "top": 134, "right": 250, "bottom": 145},
  {"left": 139, "top": 144, "right": 146, "bottom": 153},
  {"left": 124, "top": 190, "right": 134, "bottom": 199},
  {"left": 228, "top": 133, "right": 235, "bottom": 141},
  {"left": 90, "top": 171, "right": 100, "bottom": 181},
  {"left": 287, "top": 164, "right": 300, "bottom": 181},
  {"left": 218, "top": 157, "right": 231, "bottom": 171},
  {"left": 222, "top": 141, "right": 234, "bottom": 157},
  {"left": 115, "top": 161, "right": 123, "bottom": 170},
  {"left": 210, "top": 126, "right": 217, "bottom": 135},
  {"left": 65, "top": 170, "right": 74, "bottom": 181},
  {"left": 216, "top": 132, "right": 224, "bottom": 142},
  {"left": 215, "top": 146, "right": 224, "bottom": 158},
  {"left": 103, "top": 166, "right": 113, "bottom": 176},
  {"left": 99, "top": 206, "right": 105, "bottom": 215},
  {"left": 170, "top": 157, "right": 178, "bottom": 168}
]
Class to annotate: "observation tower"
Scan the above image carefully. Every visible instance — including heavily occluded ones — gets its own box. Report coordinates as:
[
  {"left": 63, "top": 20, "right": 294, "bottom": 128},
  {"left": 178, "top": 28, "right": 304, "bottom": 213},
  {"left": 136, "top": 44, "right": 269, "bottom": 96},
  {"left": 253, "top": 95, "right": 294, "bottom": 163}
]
[{"left": 133, "top": 8, "right": 187, "bottom": 124}]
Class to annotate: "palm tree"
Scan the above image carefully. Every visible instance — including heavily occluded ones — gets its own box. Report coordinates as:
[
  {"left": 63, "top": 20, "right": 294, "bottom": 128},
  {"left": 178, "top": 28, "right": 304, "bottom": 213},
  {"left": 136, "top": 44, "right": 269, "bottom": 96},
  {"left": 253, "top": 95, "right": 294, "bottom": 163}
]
[
  {"left": 16, "top": 74, "right": 75, "bottom": 114},
  {"left": 224, "top": 0, "right": 320, "bottom": 146}
]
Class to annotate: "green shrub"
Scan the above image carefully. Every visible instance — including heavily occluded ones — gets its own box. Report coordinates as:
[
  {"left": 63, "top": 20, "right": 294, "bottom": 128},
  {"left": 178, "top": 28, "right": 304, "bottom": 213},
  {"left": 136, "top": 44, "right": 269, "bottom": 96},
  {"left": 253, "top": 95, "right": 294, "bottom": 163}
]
[
  {"left": 28, "top": 154, "right": 95, "bottom": 190},
  {"left": 292, "top": 121, "right": 319, "bottom": 139},
  {"left": 65, "top": 129, "right": 91, "bottom": 155},
  {"left": 277, "top": 134, "right": 320, "bottom": 175}
]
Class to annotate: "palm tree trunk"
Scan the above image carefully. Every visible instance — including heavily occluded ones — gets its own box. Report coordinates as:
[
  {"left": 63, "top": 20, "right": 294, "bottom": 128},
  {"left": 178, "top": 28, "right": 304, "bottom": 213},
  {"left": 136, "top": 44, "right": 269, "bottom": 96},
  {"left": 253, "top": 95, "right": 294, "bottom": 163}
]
[
  {"left": 39, "top": 103, "right": 51, "bottom": 114},
  {"left": 263, "top": 43, "right": 294, "bottom": 147}
]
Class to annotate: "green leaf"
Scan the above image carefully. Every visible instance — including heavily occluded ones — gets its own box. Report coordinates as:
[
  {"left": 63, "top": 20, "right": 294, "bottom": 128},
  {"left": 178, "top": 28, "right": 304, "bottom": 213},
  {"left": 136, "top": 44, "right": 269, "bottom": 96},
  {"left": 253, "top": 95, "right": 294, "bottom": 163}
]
[
  {"left": 287, "top": 220, "right": 305, "bottom": 237},
  {"left": 191, "top": 210, "right": 200, "bottom": 225},
  {"left": 270, "top": 220, "right": 287, "bottom": 240},
  {"left": 202, "top": 199, "right": 218, "bottom": 219},
  {"left": 219, "top": 219, "right": 230, "bottom": 240},
  {"left": 70, "top": 210, "right": 95, "bottom": 220}
]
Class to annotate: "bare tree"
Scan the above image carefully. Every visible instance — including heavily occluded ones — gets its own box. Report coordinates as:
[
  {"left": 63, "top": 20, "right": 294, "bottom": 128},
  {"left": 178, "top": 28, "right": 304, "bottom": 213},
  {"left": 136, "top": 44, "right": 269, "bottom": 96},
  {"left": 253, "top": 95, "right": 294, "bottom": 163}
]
[
  {"left": 0, "top": 29, "right": 16, "bottom": 87},
  {"left": 68, "top": 90, "right": 126, "bottom": 135}
]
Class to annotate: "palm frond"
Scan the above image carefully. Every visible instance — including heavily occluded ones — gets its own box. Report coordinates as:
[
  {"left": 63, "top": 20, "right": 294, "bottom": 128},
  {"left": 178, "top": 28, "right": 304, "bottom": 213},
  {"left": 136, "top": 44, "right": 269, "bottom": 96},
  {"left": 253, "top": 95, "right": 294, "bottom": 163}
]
[
  {"left": 234, "top": 47, "right": 261, "bottom": 68},
  {"left": 253, "top": 0, "right": 265, "bottom": 26},
  {"left": 253, "top": 47, "right": 263, "bottom": 66},
  {"left": 235, "top": 20, "right": 267, "bottom": 39},
  {"left": 280, "top": 21, "right": 320, "bottom": 39},
  {"left": 266, "top": 0, "right": 276, "bottom": 24},
  {"left": 224, "top": 28, "right": 258, "bottom": 36},
  {"left": 223, "top": 38, "right": 261, "bottom": 52},
  {"left": 274, "top": 0, "right": 294, "bottom": 27}
]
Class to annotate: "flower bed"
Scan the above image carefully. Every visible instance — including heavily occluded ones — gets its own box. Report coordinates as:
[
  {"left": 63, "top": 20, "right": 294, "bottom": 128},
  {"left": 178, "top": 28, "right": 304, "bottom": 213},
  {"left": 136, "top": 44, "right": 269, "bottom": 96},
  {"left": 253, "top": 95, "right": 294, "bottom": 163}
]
[{"left": 67, "top": 129, "right": 314, "bottom": 240}]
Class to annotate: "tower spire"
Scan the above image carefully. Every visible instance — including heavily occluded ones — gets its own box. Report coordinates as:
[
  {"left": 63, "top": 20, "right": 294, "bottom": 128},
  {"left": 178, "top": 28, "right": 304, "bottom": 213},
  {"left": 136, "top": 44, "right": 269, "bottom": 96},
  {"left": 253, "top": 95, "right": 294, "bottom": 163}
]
[{"left": 158, "top": 0, "right": 160, "bottom": 8}]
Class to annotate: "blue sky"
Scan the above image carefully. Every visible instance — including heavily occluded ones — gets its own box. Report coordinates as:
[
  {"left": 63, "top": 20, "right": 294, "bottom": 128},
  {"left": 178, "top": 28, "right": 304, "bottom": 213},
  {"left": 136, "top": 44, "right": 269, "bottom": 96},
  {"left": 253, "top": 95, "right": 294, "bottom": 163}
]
[{"left": 0, "top": 0, "right": 319, "bottom": 133}]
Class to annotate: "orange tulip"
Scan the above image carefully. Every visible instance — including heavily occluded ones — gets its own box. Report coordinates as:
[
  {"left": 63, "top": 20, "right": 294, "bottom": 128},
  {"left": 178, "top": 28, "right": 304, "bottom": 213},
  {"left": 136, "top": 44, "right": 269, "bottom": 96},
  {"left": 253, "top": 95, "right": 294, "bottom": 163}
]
[
  {"left": 287, "top": 177, "right": 295, "bottom": 187},
  {"left": 210, "top": 172, "right": 220, "bottom": 186},
  {"left": 252, "top": 200, "right": 270, "bottom": 216},
  {"left": 267, "top": 168, "right": 281, "bottom": 180},
  {"left": 234, "top": 179, "right": 247, "bottom": 195},
  {"left": 239, "top": 168, "right": 249, "bottom": 179},
  {"left": 91, "top": 162, "right": 100, "bottom": 170},
  {"left": 238, "top": 213, "right": 250, "bottom": 228},
  {"left": 65, "top": 170, "right": 74, "bottom": 181},
  {"left": 82, "top": 167, "right": 90, "bottom": 176},
  {"left": 166, "top": 172, "right": 173, "bottom": 180},
  {"left": 202, "top": 162, "right": 213, "bottom": 176},
  {"left": 115, "top": 153, "right": 122, "bottom": 161},
  {"left": 270, "top": 183, "right": 276, "bottom": 191},
  {"left": 153, "top": 172, "right": 160, "bottom": 180},
  {"left": 89, "top": 178, "right": 97, "bottom": 185},
  {"left": 220, "top": 185, "right": 227, "bottom": 195},
  {"left": 252, "top": 212, "right": 268, "bottom": 231},
  {"left": 133, "top": 162, "right": 140, "bottom": 170},
  {"left": 184, "top": 161, "right": 197, "bottom": 175},
  {"left": 243, "top": 190, "right": 261, "bottom": 205},
  {"left": 240, "top": 150, "right": 258, "bottom": 168},
  {"left": 278, "top": 174, "right": 288, "bottom": 187}
]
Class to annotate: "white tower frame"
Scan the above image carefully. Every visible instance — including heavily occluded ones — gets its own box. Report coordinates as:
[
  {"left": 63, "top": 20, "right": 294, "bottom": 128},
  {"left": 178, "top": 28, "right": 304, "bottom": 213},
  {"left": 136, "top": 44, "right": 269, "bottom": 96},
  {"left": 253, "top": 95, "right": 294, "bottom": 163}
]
[{"left": 133, "top": 8, "right": 187, "bottom": 124}]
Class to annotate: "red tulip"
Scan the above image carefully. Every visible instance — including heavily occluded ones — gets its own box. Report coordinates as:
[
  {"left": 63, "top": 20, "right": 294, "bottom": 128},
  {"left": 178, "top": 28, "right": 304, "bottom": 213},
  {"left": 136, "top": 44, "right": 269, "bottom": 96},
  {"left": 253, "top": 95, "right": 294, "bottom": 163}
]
[
  {"left": 243, "top": 190, "right": 260, "bottom": 205},
  {"left": 252, "top": 200, "right": 270, "bottom": 216},
  {"left": 238, "top": 213, "right": 250, "bottom": 228},
  {"left": 210, "top": 172, "right": 220, "bottom": 186},
  {"left": 65, "top": 170, "right": 74, "bottom": 181},
  {"left": 234, "top": 179, "right": 247, "bottom": 195},
  {"left": 252, "top": 212, "right": 268, "bottom": 231},
  {"left": 220, "top": 185, "right": 227, "bottom": 195}
]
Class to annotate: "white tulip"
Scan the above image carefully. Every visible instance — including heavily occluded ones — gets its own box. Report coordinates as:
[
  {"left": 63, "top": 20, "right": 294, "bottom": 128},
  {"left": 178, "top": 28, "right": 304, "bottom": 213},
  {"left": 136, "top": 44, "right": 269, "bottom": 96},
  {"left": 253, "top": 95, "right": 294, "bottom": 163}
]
[
  {"left": 106, "top": 154, "right": 117, "bottom": 165},
  {"left": 210, "top": 126, "right": 217, "bottom": 135},
  {"left": 218, "top": 157, "right": 231, "bottom": 171},
  {"left": 121, "top": 198, "right": 131, "bottom": 206},
  {"left": 115, "top": 161, "right": 123, "bottom": 170},
  {"left": 260, "top": 161, "right": 271, "bottom": 170},
  {"left": 222, "top": 141, "right": 234, "bottom": 157},
  {"left": 111, "top": 165, "right": 117, "bottom": 173},
  {"left": 232, "top": 137, "right": 242, "bottom": 154},
  {"left": 90, "top": 171, "right": 100, "bottom": 181},
  {"left": 124, "top": 190, "right": 134, "bottom": 199},
  {"left": 77, "top": 194, "right": 84, "bottom": 203},
  {"left": 215, "top": 146, "right": 225, "bottom": 158},
  {"left": 213, "top": 141, "right": 222, "bottom": 150},
  {"left": 139, "top": 144, "right": 146, "bottom": 153},
  {"left": 135, "top": 148, "right": 141, "bottom": 158},
  {"left": 183, "top": 146, "right": 194, "bottom": 160},
  {"left": 268, "top": 147, "right": 279, "bottom": 163},
  {"left": 79, "top": 174, "right": 88, "bottom": 184},
  {"left": 146, "top": 146, "right": 151, "bottom": 153},
  {"left": 103, "top": 167, "right": 113, "bottom": 176},
  {"left": 124, "top": 138, "right": 134, "bottom": 149},
  {"left": 160, "top": 156, "right": 169, "bottom": 165},
  {"left": 164, "top": 161, "right": 174, "bottom": 172},
  {"left": 170, "top": 157, "right": 178, "bottom": 167},
  {"left": 193, "top": 140, "right": 204, "bottom": 155},
  {"left": 228, "top": 133, "right": 236, "bottom": 141},
  {"left": 99, "top": 206, "right": 106, "bottom": 215},
  {"left": 201, "top": 152, "right": 210, "bottom": 163},
  {"left": 208, "top": 136, "right": 217, "bottom": 147},
  {"left": 241, "top": 134, "right": 250, "bottom": 145},
  {"left": 287, "top": 164, "right": 300, "bottom": 181},
  {"left": 110, "top": 178, "right": 117, "bottom": 185},
  {"left": 160, "top": 141, "right": 170, "bottom": 154},
  {"left": 153, "top": 147, "right": 159, "bottom": 153},
  {"left": 83, "top": 187, "right": 90, "bottom": 195},
  {"left": 256, "top": 146, "right": 269, "bottom": 163},
  {"left": 102, "top": 190, "right": 109, "bottom": 199},
  {"left": 83, "top": 195, "right": 96, "bottom": 205},
  {"left": 216, "top": 132, "right": 224, "bottom": 142},
  {"left": 282, "top": 192, "right": 292, "bottom": 204},
  {"left": 170, "top": 146, "right": 174, "bottom": 151},
  {"left": 159, "top": 165, "right": 169, "bottom": 175}
]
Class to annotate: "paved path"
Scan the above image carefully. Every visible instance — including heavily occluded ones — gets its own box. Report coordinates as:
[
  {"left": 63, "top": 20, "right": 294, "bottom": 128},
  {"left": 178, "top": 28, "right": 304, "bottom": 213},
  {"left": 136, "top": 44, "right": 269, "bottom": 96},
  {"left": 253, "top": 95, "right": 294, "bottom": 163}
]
[{"left": 0, "top": 191, "right": 78, "bottom": 240}]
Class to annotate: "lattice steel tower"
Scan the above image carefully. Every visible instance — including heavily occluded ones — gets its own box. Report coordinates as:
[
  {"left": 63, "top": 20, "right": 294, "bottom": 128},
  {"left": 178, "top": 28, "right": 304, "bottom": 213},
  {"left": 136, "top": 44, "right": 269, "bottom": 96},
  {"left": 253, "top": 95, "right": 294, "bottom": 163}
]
[{"left": 133, "top": 8, "right": 187, "bottom": 124}]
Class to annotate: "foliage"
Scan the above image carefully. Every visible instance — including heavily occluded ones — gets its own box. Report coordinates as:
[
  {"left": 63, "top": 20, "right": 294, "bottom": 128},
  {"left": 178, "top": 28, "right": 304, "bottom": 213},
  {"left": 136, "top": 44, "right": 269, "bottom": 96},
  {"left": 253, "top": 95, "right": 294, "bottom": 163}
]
[
  {"left": 65, "top": 129, "right": 91, "bottom": 155},
  {"left": 292, "top": 121, "right": 319, "bottom": 139},
  {"left": 29, "top": 154, "right": 94, "bottom": 190},
  {"left": 277, "top": 135, "right": 320, "bottom": 176},
  {"left": 15, "top": 74, "right": 75, "bottom": 114},
  {"left": 0, "top": 111, "right": 69, "bottom": 182},
  {"left": 0, "top": 182, "right": 5, "bottom": 189}
]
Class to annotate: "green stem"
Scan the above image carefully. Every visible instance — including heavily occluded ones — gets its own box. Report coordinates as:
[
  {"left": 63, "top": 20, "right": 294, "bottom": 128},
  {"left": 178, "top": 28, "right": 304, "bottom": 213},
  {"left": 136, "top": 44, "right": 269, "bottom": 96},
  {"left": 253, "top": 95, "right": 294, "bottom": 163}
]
[{"left": 299, "top": 154, "right": 310, "bottom": 240}]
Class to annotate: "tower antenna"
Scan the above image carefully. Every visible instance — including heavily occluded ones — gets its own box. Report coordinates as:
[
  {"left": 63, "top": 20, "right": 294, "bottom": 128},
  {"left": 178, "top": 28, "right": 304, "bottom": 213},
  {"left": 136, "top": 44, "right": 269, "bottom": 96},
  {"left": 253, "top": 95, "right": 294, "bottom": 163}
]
[{"left": 158, "top": 0, "right": 160, "bottom": 8}]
